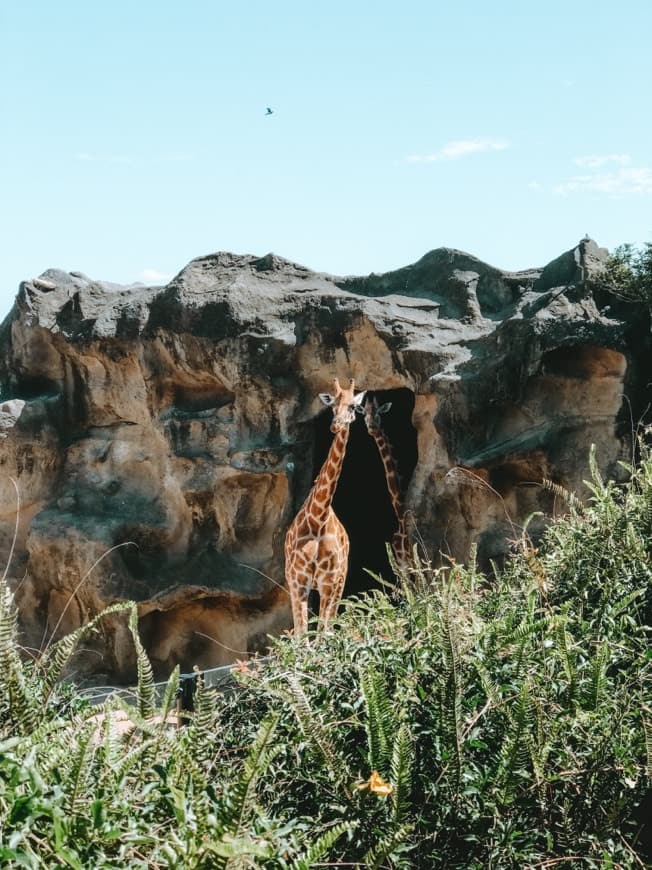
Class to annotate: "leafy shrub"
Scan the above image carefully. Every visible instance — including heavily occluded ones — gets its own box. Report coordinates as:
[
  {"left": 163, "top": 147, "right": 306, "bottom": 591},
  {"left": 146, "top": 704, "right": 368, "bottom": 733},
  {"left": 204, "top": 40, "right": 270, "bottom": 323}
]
[
  {"left": 601, "top": 241, "right": 652, "bottom": 306},
  {"left": 0, "top": 444, "right": 650, "bottom": 867}
]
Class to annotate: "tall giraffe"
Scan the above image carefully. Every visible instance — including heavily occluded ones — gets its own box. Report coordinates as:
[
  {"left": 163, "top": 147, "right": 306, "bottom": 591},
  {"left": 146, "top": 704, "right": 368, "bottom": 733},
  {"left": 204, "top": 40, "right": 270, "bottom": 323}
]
[
  {"left": 285, "top": 378, "right": 366, "bottom": 634},
  {"left": 362, "top": 396, "right": 411, "bottom": 567}
]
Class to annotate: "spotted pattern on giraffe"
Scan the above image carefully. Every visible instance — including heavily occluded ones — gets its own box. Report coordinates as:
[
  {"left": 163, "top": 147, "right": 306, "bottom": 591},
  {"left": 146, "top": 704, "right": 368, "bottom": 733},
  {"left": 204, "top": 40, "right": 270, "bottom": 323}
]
[
  {"left": 284, "top": 378, "right": 365, "bottom": 634},
  {"left": 362, "top": 396, "right": 411, "bottom": 567}
]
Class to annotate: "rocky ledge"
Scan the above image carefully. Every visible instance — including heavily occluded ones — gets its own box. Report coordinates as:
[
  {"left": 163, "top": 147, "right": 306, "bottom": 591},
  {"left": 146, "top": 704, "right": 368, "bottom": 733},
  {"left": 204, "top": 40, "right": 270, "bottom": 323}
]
[{"left": 0, "top": 239, "right": 649, "bottom": 681}]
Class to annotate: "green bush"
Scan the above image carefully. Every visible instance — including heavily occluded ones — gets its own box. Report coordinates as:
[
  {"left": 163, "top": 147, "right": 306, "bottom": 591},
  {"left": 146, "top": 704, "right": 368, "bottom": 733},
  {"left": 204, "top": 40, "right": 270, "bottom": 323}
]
[
  {"left": 0, "top": 444, "right": 650, "bottom": 867},
  {"left": 601, "top": 241, "right": 652, "bottom": 306}
]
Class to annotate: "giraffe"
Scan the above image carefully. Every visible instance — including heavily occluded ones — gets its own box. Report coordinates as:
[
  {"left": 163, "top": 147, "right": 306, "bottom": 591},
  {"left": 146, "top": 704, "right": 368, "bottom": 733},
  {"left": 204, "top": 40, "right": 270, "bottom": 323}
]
[
  {"left": 362, "top": 396, "right": 411, "bottom": 567},
  {"left": 284, "top": 377, "right": 365, "bottom": 635}
]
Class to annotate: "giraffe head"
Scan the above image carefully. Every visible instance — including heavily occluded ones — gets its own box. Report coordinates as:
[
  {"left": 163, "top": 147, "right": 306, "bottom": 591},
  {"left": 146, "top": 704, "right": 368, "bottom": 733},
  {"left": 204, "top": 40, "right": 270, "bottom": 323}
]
[
  {"left": 319, "top": 378, "right": 366, "bottom": 433},
  {"left": 362, "top": 396, "right": 392, "bottom": 436}
]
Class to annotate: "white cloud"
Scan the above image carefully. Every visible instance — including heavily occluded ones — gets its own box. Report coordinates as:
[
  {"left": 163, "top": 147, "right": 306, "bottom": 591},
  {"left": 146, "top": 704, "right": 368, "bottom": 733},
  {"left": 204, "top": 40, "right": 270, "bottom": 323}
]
[
  {"left": 573, "top": 154, "right": 631, "bottom": 169},
  {"left": 406, "top": 139, "right": 509, "bottom": 163},
  {"left": 139, "top": 269, "right": 173, "bottom": 284},
  {"left": 527, "top": 181, "right": 544, "bottom": 191},
  {"left": 554, "top": 167, "right": 652, "bottom": 196}
]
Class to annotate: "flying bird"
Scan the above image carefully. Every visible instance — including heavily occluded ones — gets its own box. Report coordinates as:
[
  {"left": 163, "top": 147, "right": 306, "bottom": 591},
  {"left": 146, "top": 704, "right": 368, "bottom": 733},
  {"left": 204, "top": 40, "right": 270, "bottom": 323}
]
[{"left": 265, "top": 107, "right": 273, "bottom": 115}]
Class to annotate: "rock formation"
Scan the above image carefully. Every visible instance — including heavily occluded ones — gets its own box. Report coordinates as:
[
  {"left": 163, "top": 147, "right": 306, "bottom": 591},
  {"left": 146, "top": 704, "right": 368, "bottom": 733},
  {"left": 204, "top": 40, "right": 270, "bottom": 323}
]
[{"left": 0, "top": 239, "right": 649, "bottom": 682}]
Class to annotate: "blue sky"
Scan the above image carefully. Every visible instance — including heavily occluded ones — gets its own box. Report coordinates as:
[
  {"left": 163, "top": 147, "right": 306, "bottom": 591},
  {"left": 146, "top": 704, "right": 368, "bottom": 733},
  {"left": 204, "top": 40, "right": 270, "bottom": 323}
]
[{"left": 1, "top": 0, "right": 651, "bottom": 317}]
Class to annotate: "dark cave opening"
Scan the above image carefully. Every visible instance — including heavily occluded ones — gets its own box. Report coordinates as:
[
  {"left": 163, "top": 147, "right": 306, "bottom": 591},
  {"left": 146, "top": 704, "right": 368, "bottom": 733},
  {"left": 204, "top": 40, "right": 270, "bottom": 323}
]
[{"left": 312, "top": 387, "right": 418, "bottom": 600}]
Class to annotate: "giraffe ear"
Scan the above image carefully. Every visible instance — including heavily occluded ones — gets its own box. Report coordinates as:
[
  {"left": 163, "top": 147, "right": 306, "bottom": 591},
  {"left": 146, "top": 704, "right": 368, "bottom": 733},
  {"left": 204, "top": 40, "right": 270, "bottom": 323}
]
[
  {"left": 376, "top": 402, "right": 392, "bottom": 415},
  {"left": 352, "top": 390, "right": 366, "bottom": 407},
  {"left": 319, "top": 393, "right": 335, "bottom": 407}
]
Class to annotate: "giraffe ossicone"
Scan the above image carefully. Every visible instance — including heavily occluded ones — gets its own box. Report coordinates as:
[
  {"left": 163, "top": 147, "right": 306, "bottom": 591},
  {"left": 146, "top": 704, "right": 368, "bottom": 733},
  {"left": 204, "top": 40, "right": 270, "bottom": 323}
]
[{"left": 284, "top": 378, "right": 365, "bottom": 635}]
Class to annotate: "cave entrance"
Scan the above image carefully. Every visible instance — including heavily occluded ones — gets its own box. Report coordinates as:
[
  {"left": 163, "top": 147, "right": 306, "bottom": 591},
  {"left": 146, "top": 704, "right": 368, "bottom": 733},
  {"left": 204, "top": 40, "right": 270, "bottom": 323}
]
[{"left": 312, "top": 387, "right": 418, "bottom": 600}]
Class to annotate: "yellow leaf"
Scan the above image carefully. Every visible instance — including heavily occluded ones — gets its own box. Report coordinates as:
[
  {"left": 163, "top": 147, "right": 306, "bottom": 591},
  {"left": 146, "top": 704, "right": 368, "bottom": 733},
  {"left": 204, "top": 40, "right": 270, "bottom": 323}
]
[
  {"left": 355, "top": 770, "right": 394, "bottom": 796},
  {"left": 369, "top": 771, "right": 393, "bottom": 795}
]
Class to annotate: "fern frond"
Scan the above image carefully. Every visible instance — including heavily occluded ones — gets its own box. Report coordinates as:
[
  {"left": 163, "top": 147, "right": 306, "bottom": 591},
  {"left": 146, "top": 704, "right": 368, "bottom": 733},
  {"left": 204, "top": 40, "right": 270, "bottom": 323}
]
[
  {"left": 642, "top": 708, "right": 652, "bottom": 780},
  {"left": 390, "top": 721, "right": 413, "bottom": 824},
  {"left": 467, "top": 541, "right": 478, "bottom": 593},
  {"left": 439, "top": 586, "right": 463, "bottom": 785},
  {"left": 588, "top": 443, "right": 603, "bottom": 488},
  {"left": 290, "top": 821, "right": 355, "bottom": 870},
  {"left": 128, "top": 605, "right": 156, "bottom": 720},
  {"left": 203, "top": 833, "right": 275, "bottom": 865},
  {"left": 506, "top": 613, "right": 560, "bottom": 645},
  {"left": 359, "top": 665, "right": 395, "bottom": 773},
  {"left": 362, "top": 822, "right": 414, "bottom": 869},
  {"left": 64, "top": 716, "right": 99, "bottom": 815},
  {"left": 556, "top": 626, "right": 578, "bottom": 707},
  {"left": 95, "top": 698, "right": 126, "bottom": 774},
  {"left": 610, "top": 587, "right": 645, "bottom": 619},
  {"left": 0, "top": 581, "right": 37, "bottom": 734},
  {"left": 189, "top": 668, "right": 218, "bottom": 733},
  {"left": 181, "top": 669, "right": 221, "bottom": 771},
  {"left": 542, "top": 478, "right": 584, "bottom": 513},
  {"left": 496, "top": 681, "right": 533, "bottom": 804},
  {"left": 523, "top": 691, "right": 549, "bottom": 793},
  {"left": 38, "top": 601, "right": 133, "bottom": 704},
  {"left": 160, "top": 731, "right": 214, "bottom": 838},
  {"left": 111, "top": 734, "right": 159, "bottom": 780},
  {"left": 581, "top": 640, "right": 609, "bottom": 711},
  {"left": 220, "top": 714, "right": 280, "bottom": 844},
  {"left": 284, "top": 675, "right": 339, "bottom": 778},
  {"left": 474, "top": 658, "right": 502, "bottom": 708},
  {"left": 159, "top": 665, "right": 181, "bottom": 725}
]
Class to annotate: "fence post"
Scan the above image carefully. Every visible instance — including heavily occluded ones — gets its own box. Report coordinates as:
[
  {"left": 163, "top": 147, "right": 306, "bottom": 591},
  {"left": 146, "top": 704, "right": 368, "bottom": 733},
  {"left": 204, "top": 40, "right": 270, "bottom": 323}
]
[{"left": 176, "top": 672, "right": 198, "bottom": 728}]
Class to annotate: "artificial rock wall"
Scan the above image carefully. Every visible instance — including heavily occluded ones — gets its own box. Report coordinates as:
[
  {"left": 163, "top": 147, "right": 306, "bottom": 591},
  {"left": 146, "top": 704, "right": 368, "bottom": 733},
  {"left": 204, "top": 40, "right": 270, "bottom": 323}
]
[{"left": 0, "top": 239, "right": 649, "bottom": 681}]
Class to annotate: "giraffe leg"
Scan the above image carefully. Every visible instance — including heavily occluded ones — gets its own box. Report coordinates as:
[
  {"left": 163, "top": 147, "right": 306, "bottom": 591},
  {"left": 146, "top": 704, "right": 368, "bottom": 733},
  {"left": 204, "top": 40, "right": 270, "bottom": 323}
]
[
  {"left": 317, "top": 581, "right": 333, "bottom": 631},
  {"left": 292, "top": 594, "right": 309, "bottom": 636},
  {"left": 318, "top": 571, "right": 347, "bottom": 631},
  {"left": 285, "top": 530, "right": 314, "bottom": 636},
  {"left": 288, "top": 577, "right": 310, "bottom": 636},
  {"left": 318, "top": 520, "right": 349, "bottom": 631}
]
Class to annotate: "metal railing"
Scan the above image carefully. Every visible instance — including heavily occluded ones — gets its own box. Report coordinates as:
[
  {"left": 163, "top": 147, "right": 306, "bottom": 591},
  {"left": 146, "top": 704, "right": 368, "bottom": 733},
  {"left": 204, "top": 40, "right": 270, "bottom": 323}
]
[{"left": 78, "top": 657, "right": 269, "bottom": 717}]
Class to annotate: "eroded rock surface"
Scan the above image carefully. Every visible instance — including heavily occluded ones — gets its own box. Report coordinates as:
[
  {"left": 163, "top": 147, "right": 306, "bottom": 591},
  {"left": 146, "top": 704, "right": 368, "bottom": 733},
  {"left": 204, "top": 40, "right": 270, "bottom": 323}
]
[{"left": 0, "top": 240, "right": 649, "bottom": 681}]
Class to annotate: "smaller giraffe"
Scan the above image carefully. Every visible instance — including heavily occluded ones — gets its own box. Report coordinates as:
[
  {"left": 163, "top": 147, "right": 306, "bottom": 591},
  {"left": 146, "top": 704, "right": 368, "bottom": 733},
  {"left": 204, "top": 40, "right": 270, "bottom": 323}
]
[
  {"left": 362, "top": 396, "right": 411, "bottom": 567},
  {"left": 285, "top": 378, "right": 366, "bottom": 634}
]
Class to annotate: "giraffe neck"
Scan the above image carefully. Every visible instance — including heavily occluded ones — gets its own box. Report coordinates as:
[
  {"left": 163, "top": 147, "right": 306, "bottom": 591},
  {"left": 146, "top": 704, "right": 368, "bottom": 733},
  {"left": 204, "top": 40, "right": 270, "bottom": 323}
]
[
  {"left": 304, "top": 426, "right": 350, "bottom": 527},
  {"left": 391, "top": 530, "right": 410, "bottom": 567},
  {"left": 372, "top": 427, "right": 411, "bottom": 564},
  {"left": 371, "top": 428, "right": 403, "bottom": 523}
]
